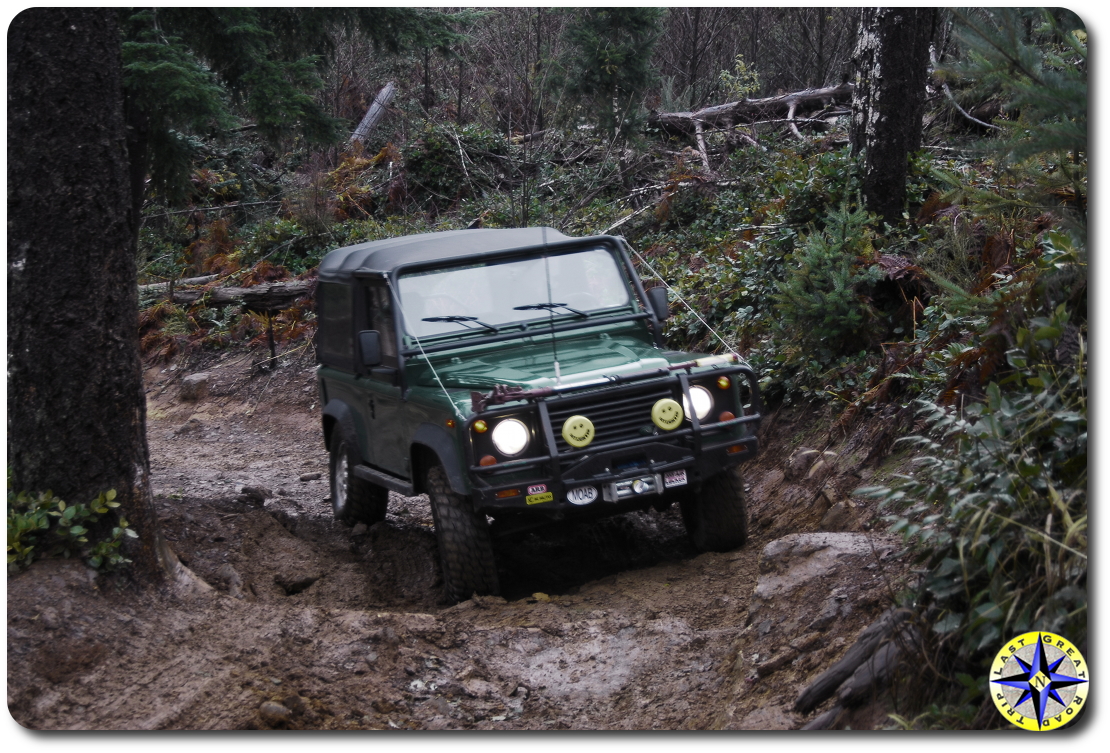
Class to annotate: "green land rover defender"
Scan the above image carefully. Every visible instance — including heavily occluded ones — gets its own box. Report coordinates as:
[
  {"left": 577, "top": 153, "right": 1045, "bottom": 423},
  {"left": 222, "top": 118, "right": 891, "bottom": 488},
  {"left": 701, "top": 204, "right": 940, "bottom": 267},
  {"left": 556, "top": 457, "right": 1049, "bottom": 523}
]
[{"left": 315, "top": 227, "right": 762, "bottom": 602}]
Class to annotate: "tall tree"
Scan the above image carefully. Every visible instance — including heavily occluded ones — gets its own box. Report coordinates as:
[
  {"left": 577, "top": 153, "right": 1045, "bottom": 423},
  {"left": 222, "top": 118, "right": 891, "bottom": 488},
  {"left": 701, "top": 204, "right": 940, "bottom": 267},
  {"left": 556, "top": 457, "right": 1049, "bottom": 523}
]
[
  {"left": 556, "top": 8, "right": 664, "bottom": 137},
  {"left": 120, "top": 7, "right": 463, "bottom": 223},
  {"left": 850, "top": 7, "right": 937, "bottom": 224},
  {"left": 8, "top": 8, "right": 175, "bottom": 582}
]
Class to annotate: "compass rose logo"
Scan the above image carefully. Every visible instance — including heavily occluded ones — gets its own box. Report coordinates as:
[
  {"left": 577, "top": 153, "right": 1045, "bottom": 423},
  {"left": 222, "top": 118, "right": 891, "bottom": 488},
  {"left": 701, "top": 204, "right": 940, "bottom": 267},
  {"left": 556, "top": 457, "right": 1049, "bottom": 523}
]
[{"left": 990, "top": 631, "right": 1088, "bottom": 731}]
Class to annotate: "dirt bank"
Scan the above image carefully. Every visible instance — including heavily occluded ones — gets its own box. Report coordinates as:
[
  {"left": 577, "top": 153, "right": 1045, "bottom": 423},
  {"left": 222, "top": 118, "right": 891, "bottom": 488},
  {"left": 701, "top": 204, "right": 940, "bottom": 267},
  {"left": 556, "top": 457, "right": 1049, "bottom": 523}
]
[{"left": 7, "top": 345, "right": 909, "bottom": 729}]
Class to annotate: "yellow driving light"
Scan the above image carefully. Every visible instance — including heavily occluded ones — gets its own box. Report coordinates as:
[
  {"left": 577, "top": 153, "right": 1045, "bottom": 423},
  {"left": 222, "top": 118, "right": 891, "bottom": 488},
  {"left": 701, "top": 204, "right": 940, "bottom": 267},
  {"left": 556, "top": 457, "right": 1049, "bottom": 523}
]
[
  {"left": 651, "top": 398, "right": 684, "bottom": 431},
  {"left": 717, "top": 376, "right": 732, "bottom": 390},
  {"left": 561, "top": 415, "right": 595, "bottom": 448},
  {"left": 473, "top": 419, "right": 489, "bottom": 434}
]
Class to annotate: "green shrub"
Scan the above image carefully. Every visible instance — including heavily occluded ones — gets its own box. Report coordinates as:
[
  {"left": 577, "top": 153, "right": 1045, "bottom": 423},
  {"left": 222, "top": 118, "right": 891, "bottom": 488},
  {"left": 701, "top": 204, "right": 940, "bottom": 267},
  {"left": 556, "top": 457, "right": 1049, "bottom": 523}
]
[
  {"left": 858, "top": 311, "right": 1086, "bottom": 705},
  {"left": 773, "top": 201, "right": 884, "bottom": 363},
  {"left": 7, "top": 484, "right": 138, "bottom": 574}
]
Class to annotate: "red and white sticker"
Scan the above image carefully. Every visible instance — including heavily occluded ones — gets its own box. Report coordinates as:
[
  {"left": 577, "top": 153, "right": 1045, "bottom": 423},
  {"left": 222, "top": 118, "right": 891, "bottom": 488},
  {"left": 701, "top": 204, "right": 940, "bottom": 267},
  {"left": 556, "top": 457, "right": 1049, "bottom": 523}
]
[
  {"left": 663, "top": 470, "right": 688, "bottom": 488},
  {"left": 527, "top": 484, "right": 547, "bottom": 496}
]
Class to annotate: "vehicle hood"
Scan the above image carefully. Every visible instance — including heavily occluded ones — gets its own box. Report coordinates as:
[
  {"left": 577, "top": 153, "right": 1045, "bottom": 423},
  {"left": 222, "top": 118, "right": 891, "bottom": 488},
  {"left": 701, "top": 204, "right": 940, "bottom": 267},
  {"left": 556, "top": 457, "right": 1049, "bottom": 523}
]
[{"left": 423, "top": 335, "right": 672, "bottom": 391}]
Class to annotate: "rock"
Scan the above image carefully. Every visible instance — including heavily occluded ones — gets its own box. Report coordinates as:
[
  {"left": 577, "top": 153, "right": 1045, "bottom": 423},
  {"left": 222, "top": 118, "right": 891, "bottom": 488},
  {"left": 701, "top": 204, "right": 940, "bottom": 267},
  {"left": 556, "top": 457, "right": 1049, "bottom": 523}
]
[
  {"left": 732, "top": 704, "right": 797, "bottom": 731},
  {"left": 259, "top": 701, "right": 293, "bottom": 726},
  {"left": 789, "top": 632, "right": 824, "bottom": 653},
  {"left": 237, "top": 486, "right": 271, "bottom": 506},
  {"left": 785, "top": 447, "right": 817, "bottom": 480},
  {"left": 462, "top": 678, "right": 501, "bottom": 699},
  {"left": 755, "top": 648, "right": 799, "bottom": 677},
  {"left": 174, "top": 418, "right": 202, "bottom": 435},
  {"left": 274, "top": 570, "right": 321, "bottom": 595},
  {"left": 299, "top": 472, "right": 322, "bottom": 482},
  {"left": 747, "top": 532, "right": 894, "bottom": 637},
  {"left": 819, "top": 500, "right": 859, "bottom": 531},
  {"left": 180, "top": 373, "right": 210, "bottom": 401},
  {"left": 351, "top": 523, "right": 368, "bottom": 536},
  {"left": 214, "top": 564, "right": 243, "bottom": 598},
  {"left": 39, "top": 607, "right": 60, "bottom": 630}
]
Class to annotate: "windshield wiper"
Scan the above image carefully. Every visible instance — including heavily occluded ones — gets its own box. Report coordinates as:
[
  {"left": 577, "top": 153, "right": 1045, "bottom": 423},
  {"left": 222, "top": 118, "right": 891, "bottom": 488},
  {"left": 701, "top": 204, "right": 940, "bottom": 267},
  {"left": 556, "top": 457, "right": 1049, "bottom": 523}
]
[
  {"left": 513, "top": 302, "right": 589, "bottom": 318},
  {"left": 421, "top": 315, "right": 499, "bottom": 333}
]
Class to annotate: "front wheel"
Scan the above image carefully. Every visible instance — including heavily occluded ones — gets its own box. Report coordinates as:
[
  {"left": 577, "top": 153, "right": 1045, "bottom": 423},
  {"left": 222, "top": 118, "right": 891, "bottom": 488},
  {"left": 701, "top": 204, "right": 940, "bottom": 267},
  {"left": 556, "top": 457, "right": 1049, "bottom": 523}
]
[
  {"left": 680, "top": 465, "right": 749, "bottom": 552},
  {"left": 424, "top": 462, "right": 499, "bottom": 603},
  {"left": 329, "top": 429, "right": 388, "bottom": 525}
]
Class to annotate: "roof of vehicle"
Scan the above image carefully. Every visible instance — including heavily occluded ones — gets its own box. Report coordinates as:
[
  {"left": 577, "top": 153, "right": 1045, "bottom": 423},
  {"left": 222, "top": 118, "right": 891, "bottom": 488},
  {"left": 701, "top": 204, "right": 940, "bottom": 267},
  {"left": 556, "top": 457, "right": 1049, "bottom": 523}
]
[{"left": 318, "top": 227, "right": 611, "bottom": 282}]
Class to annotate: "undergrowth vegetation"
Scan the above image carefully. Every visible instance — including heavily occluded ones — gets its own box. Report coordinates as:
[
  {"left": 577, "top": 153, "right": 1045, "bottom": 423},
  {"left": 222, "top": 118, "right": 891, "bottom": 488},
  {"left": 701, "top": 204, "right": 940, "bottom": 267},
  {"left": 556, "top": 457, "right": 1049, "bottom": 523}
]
[
  {"left": 8, "top": 482, "right": 137, "bottom": 574},
  {"left": 128, "top": 7, "right": 1084, "bottom": 728}
]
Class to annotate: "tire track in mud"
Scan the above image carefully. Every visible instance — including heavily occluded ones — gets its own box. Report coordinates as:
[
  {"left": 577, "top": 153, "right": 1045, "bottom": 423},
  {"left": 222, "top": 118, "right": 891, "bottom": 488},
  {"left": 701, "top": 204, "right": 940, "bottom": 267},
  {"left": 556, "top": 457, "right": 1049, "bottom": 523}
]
[{"left": 8, "top": 353, "right": 774, "bottom": 729}]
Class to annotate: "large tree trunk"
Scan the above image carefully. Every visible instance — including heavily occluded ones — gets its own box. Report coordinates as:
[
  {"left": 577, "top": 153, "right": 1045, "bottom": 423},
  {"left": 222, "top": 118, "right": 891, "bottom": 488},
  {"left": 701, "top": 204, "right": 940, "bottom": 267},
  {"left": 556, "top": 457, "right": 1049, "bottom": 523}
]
[
  {"left": 850, "top": 7, "right": 937, "bottom": 225},
  {"left": 8, "top": 9, "right": 176, "bottom": 583}
]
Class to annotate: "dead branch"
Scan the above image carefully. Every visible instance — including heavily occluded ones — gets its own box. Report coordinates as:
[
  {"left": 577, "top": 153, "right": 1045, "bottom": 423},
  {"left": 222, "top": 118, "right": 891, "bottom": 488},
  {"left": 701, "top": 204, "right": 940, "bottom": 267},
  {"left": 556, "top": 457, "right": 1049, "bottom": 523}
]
[
  {"left": 139, "top": 275, "right": 218, "bottom": 293},
  {"left": 650, "top": 82, "right": 855, "bottom": 136}
]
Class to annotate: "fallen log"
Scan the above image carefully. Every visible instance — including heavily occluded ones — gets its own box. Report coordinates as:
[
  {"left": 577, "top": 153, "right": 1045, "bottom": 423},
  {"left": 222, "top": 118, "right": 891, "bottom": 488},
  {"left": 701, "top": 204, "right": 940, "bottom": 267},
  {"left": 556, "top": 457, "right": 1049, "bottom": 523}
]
[
  {"left": 793, "top": 607, "right": 911, "bottom": 714},
  {"left": 650, "top": 82, "right": 855, "bottom": 136},
  {"left": 138, "top": 274, "right": 218, "bottom": 293},
  {"left": 170, "top": 280, "right": 312, "bottom": 311},
  {"left": 349, "top": 82, "right": 397, "bottom": 144}
]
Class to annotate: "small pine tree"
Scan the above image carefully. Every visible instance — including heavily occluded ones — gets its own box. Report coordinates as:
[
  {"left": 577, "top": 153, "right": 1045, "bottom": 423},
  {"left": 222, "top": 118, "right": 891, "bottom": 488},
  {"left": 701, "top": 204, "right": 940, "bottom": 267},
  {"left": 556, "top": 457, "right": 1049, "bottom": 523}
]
[{"left": 773, "top": 202, "right": 883, "bottom": 363}]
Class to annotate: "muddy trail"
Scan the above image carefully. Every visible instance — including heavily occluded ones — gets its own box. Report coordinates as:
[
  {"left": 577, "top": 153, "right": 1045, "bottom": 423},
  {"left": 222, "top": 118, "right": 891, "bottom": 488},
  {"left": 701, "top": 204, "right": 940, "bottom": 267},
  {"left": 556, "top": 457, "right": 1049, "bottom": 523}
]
[{"left": 8, "top": 347, "right": 909, "bottom": 730}]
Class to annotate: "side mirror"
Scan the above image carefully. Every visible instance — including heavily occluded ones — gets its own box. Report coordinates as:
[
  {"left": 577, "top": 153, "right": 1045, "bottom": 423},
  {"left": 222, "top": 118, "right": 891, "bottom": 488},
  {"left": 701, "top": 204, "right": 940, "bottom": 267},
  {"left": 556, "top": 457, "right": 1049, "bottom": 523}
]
[
  {"left": 647, "top": 286, "right": 670, "bottom": 321},
  {"left": 358, "top": 330, "right": 382, "bottom": 368}
]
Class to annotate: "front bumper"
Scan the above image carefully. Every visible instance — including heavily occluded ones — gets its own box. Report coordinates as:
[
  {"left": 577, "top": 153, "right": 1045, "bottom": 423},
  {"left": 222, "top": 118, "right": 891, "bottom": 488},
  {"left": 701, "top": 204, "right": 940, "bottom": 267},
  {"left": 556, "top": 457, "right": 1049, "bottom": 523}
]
[{"left": 467, "top": 364, "right": 761, "bottom": 516}]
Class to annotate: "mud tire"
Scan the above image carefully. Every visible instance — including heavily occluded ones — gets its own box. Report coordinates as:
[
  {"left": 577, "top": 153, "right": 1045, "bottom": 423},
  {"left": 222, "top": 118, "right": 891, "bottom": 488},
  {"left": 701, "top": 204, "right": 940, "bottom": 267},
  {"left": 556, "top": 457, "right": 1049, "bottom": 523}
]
[
  {"left": 329, "top": 428, "right": 388, "bottom": 525},
  {"left": 680, "top": 465, "right": 749, "bottom": 552},
  {"left": 425, "top": 463, "right": 500, "bottom": 603}
]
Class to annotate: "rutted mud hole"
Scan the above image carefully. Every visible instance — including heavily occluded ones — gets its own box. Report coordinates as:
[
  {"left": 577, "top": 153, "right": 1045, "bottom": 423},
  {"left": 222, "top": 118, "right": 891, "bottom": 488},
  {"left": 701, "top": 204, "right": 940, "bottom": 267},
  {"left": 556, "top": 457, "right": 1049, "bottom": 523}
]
[{"left": 8, "top": 348, "right": 911, "bottom": 729}]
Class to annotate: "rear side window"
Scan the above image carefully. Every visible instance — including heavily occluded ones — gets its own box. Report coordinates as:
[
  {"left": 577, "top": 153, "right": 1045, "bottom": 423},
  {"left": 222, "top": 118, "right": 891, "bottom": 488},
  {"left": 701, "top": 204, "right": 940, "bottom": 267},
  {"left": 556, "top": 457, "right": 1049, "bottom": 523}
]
[{"left": 317, "top": 282, "right": 353, "bottom": 370}]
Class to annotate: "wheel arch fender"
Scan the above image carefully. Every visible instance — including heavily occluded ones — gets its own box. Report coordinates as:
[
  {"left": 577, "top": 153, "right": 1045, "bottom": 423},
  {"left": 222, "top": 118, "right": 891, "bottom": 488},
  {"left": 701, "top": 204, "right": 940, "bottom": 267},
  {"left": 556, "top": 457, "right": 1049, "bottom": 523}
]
[
  {"left": 322, "top": 399, "right": 357, "bottom": 453},
  {"left": 412, "top": 422, "right": 470, "bottom": 497}
]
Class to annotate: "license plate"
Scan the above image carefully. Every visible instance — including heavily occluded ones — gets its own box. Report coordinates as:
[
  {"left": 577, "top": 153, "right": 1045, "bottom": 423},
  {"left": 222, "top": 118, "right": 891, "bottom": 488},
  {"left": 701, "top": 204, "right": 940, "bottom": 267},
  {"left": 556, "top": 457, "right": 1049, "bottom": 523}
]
[
  {"left": 663, "top": 470, "right": 688, "bottom": 489},
  {"left": 526, "top": 492, "right": 553, "bottom": 505},
  {"left": 566, "top": 485, "right": 598, "bottom": 505}
]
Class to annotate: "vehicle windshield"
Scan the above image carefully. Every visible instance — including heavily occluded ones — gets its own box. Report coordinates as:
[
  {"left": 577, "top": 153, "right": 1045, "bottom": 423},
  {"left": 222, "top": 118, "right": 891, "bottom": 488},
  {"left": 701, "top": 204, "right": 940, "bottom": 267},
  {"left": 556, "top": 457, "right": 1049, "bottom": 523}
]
[{"left": 397, "top": 247, "right": 634, "bottom": 340}]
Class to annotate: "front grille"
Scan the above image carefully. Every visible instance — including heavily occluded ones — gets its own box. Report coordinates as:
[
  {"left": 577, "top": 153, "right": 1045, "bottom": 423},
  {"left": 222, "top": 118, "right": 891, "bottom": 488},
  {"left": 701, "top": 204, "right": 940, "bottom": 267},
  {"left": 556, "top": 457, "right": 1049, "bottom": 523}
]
[{"left": 546, "top": 382, "right": 677, "bottom": 454}]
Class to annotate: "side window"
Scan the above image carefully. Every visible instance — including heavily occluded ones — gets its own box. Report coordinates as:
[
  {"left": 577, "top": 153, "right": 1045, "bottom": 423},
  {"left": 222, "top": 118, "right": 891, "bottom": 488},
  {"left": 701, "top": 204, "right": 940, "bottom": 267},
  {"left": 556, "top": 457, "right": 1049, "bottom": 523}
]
[
  {"left": 366, "top": 284, "right": 399, "bottom": 367},
  {"left": 317, "top": 282, "right": 353, "bottom": 370}
]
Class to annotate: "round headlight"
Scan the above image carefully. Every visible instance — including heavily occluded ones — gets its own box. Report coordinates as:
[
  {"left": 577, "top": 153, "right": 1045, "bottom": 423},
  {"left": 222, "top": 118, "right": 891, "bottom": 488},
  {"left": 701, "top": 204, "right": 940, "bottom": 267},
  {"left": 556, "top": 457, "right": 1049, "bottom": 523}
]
[
  {"left": 491, "top": 418, "right": 530, "bottom": 456},
  {"left": 683, "top": 385, "right": 714, "bottom": 421}
]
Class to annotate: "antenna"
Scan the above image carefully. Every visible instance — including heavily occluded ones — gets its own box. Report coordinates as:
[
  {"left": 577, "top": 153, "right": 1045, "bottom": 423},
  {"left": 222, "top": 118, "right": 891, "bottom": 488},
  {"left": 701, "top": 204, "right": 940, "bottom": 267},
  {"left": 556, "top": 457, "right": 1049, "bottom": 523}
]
[{"left": 542, "top": 227, "right": 561, "bottom": 384}]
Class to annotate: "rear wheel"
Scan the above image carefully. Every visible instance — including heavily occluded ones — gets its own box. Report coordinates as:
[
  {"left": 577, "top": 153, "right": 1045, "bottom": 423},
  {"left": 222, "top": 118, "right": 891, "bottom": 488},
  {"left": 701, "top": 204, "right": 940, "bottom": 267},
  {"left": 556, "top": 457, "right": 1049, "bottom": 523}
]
[
  {"left": 425, "top": 462, "right": 499, "bottom": 603},
  {"left": 329, "top": 428, "right": 388, "bottom": 525},
  {"left": 680, "top": 465, "right": 749, "bottom": 552}
]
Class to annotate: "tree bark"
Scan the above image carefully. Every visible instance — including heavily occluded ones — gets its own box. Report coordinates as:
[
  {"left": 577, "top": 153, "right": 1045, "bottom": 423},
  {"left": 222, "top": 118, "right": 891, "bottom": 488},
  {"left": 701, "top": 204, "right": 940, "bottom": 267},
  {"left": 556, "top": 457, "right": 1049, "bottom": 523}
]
[
  {"left": 850, "top": 7, "right": 937, "bottom": 225},
  {"left": 8, "top": 8, "right": 174, "bottom": 584}
]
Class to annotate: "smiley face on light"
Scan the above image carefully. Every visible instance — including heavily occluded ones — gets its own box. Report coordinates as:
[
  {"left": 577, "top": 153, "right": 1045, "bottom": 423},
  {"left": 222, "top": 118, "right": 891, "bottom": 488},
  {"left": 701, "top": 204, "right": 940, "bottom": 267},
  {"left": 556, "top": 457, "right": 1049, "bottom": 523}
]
[
  {"left": 562, "top": 415, "right": 595, "bottom": 448},
  {"left": 651, "top": 398, "right": 684, "bottom": 430}
]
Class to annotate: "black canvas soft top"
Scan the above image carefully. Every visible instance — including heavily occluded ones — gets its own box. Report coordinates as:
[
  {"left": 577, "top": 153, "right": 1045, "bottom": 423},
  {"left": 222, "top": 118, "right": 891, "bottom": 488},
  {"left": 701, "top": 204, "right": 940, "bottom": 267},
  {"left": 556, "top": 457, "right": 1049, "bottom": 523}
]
[{"left": 317, "top": 226, "right": 613, "bottom": 282}]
